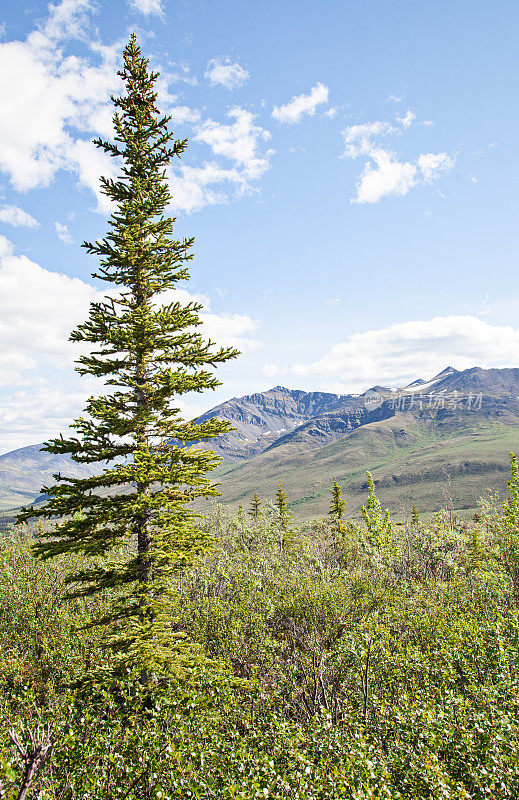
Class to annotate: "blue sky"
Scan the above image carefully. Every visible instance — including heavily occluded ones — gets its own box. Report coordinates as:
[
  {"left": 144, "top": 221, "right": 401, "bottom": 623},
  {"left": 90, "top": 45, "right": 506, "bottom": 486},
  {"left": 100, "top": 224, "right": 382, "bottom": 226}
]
[{"left": 0, "top": 0, "right": 518, "bottom": 452}]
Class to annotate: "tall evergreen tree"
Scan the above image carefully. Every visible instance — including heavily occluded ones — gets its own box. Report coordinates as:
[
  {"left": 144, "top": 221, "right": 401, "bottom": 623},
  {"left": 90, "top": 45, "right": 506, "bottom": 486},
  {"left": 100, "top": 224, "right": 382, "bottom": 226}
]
[
  {"left": 328, "top": 479, "right": 346, "bottom": 528},
  {"left": 18, "top": 35, "right": 239, "bottom": 675}
]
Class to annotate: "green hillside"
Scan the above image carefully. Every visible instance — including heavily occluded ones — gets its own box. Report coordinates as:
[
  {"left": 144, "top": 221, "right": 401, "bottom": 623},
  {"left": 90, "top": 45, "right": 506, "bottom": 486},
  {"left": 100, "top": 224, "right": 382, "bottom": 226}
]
[
  {"left": 0, "top": 444, "right": 100, "bottom": 512},
  {"left": 206, "top": 412, "right": 519, "bottom": 518}
]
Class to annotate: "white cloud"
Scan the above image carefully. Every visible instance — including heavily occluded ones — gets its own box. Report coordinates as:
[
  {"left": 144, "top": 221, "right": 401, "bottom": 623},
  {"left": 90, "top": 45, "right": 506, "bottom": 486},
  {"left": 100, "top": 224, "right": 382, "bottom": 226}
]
[
  {"left": 355, "top": 151, "right": 417, "bottom": 204},
  {"left": 397, "top": 109, "right": 415, "bottom": 129},
  {"left": 168, "top": 163, "right": 234, "bottom": 214},
  {"left": 0, "top": 237, "right": 258, "bottom": 383},
  {"left": 41, "top": 0, "right": 93, "bottom": 42},
  {"left": 418, "top": 152, "right": 455, "bottom": 182},
  {"left": 272, "top": 82, "right": 329, "bottom": 124},
  {"left": 54, "top": 221, "right": 74, "bottom": 243},
  {"left": 128, "top": 0, "right": 164, "bottom": 15},
  {"left": 342, "top": 121, "right": 396, "bottom": 155},
  {"left": 70, "top": 138, "right": 119, "bottom": 213},
  {"left": 0, "top": 204, "right": 39, "bottom": 227},
  {"left": 0, "top": 236, "right": 99, "bottom": 387},
  {"left": 326, "top": 297, "right": 342, "bottom": 306},
  {"left": 196, "top": 107, "right": 271, "bottom": 178},
  {"left": 293, "top": 315, "right": 519, "bottom": 392},
  {"left": 169, "top": 105, "right": 201, "bottom": 126},
  {"left": 261, "top": 364, "right": 281, "bottom": 379},
  {"left": 0, "top": 2, "right": 271, "bottom": 217},
  {"left": 387, "top": 94, "right": 405, "bottom": 103},
  {"left": 205, "top": 57, "right": 249, "bottom": 90},
  {"left": 0, "top": 236, "right": 94, "bottom": 352},
  {"left": 169, "top": 108, "right": 273, "bottom": 213},
  {"left": 168, "top": 63, "right": 198, "bottom": 87},
  {"left": 0, "top": 0, "right": 122, "bottom": 194},
  {"left": 325, "top": 107, "right": 338, "bottom": 119},
  {"left": 341, "top": 117, "right": 455, "bottom": 204},
  {"left": 198, "top": 312, "right": 259, "bottom": 351}
]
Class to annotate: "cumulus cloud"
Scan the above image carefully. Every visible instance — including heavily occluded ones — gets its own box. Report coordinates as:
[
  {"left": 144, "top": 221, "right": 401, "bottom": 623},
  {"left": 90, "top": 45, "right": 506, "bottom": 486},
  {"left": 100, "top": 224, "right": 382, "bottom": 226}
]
[
  {"left": 341, "top": 117, "right": 455, "bottom": 203},
  {"left": 205, "top": 57, "right": 249, "bottom": 89},
  {"left": 169, "top": 108, "right": 273, "bottom": 213},
  {"left": 418, "top": 152, "right": 456, "bottom": 182},
  {"left": 167, "top": 64, "right": 198, "bottom": 87},
  {"left": 0, "top": 1, "right": 122, "bottom": 195},
  {"left": 293, "top": 315, "right": 519, "bottom": 392},
  {"left": 355, "top": 151, "right": 417, "bottom": 204},
  {"left": 0, "top": 2, "right": 186, "bottom": 213},
  {"left": 128, "top": 0, "right": 164, "bottom": 15},
  {"left": 0, "top": 204, "right": 39, "bottom": 227},
  {"left": 272, "top": 82, "right": 329, "bottom": 124},
  {"left": 0, "top": 236, "right": 99, "bottom": 384},
  {"left": 0, "top": 382, "right": 95, "bottom": 455},
  {"left": 196, "top": 107, "right": 271, "bottom": 178},
  {"left": 0, "top": 2, "right": 273, "bottom": 216},
  {"left": 342, "top": 121, "right": 396, "bottom": 152}
]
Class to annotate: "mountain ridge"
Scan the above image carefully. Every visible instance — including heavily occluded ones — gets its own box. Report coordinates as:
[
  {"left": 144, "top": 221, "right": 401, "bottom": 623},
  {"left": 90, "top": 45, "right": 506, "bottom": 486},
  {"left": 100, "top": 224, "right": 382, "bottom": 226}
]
[{"left": 3, "top": 365, "right": 519, "bottom": 515}]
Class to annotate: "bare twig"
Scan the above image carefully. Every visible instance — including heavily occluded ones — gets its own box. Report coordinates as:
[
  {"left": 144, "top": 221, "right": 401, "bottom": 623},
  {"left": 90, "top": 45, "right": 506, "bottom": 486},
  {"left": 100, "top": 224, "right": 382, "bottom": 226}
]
[
  {"left": 9, "top": 724, "right": 53, "bottom": 800},
  {"left": 362, "top": 641, "right": 372, "bottom": 726}
]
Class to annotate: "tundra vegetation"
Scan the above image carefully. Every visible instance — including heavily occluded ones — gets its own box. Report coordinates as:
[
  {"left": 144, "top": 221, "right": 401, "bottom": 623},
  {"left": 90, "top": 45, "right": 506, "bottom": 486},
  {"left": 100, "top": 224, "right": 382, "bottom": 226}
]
[
  {"left": 3, "top": 465, "right": 519, "bottom": 797},
  {"left": 3, "top": 35, "right": 519, "bottom": 800}
]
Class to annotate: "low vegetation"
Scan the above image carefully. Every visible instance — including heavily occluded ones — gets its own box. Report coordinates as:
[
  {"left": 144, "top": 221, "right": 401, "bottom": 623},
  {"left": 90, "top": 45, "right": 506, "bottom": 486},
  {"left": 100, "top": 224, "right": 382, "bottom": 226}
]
[{"left": 2, "top": 460, "right": 519, "bottom": 797}]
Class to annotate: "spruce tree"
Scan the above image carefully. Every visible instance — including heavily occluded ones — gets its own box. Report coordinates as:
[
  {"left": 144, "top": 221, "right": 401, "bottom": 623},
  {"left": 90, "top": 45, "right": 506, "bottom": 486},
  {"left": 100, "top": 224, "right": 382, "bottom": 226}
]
[
  {"left": 18, "top": 35, "right": 239, "bottom": 675},
  {"left": 274, "top": 482, "right": 291, "bottom": 530},
  {"left": 328, "top": 478, "right": 346, "bottom": 528},
  {"left": 249, "top": 490, "right": 261, "bottom": 519}
]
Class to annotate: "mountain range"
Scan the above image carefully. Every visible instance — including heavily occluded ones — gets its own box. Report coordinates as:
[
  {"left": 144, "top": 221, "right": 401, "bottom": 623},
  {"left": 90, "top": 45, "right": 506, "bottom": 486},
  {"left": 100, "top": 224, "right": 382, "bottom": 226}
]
[{"left": 2, "top": 365, "right": 519, "bottom": 519}]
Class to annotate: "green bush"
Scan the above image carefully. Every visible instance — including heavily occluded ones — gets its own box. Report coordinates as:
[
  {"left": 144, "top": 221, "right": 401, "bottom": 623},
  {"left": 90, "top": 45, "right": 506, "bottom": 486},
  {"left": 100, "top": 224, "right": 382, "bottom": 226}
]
[{"left": 3, "top": 469, "right": 519, "bottom": 797}]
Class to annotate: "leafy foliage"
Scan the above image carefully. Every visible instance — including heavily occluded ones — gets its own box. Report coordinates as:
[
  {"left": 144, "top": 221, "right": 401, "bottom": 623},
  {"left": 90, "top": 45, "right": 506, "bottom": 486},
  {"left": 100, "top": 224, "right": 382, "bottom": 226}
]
[{"left": 361, "top": 471, "right": 395, "bottom": 563}]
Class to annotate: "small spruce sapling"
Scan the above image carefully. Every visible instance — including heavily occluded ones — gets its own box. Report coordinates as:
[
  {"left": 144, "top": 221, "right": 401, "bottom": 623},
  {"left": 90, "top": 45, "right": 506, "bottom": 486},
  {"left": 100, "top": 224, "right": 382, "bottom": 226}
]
[
  {"left": 249, "top": 491, "right": 261, "bottom": 519},
  {"left": 275, "top": 482, "right": 291, "bottom": 530}
]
